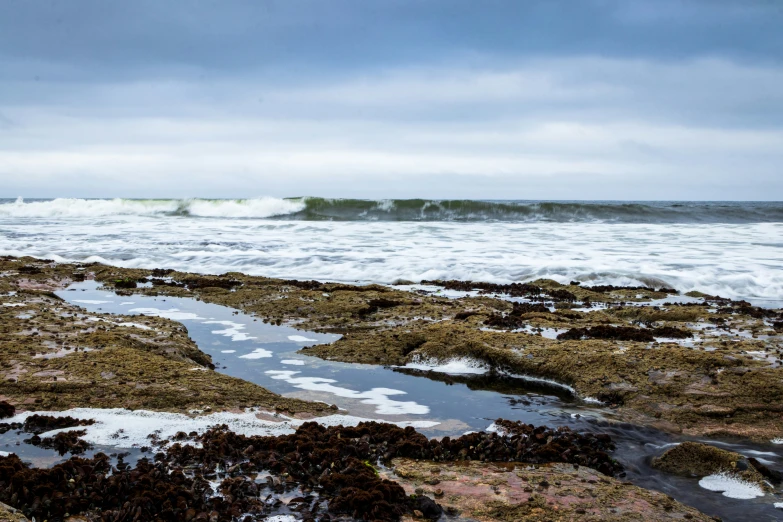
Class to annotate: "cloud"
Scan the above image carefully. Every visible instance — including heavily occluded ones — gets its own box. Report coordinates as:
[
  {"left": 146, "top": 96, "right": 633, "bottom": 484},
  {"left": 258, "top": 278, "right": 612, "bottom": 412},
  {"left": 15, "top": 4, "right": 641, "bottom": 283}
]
[
  {"left": 1, "top": 56, "right": 782, "bottom": 199},
  {"left": 0, "top": 1, "right": 781, "bottom": 199}
]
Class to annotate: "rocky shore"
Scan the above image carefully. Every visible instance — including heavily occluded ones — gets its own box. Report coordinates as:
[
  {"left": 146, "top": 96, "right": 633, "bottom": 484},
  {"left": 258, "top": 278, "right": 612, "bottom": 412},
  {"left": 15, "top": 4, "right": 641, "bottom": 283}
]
[
  {"left": 0, "top": 256, "right": 781, "bottom": 520},
  {"left": 53, "top": 256, "right": 783, "bottom": 442}
]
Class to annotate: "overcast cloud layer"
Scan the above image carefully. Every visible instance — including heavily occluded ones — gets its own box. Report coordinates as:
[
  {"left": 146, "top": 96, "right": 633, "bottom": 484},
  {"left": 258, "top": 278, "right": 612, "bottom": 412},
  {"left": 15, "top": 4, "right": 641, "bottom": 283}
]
[{"left": 1, "top": 0, "right": 781, "bottom": 200}]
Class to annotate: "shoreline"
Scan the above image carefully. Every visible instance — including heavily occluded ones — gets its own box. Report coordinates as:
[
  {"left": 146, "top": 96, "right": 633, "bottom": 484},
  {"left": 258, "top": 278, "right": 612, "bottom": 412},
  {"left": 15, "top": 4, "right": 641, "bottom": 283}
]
[{"left": 1, "top": 255, "right": 782, "bottom": 520}]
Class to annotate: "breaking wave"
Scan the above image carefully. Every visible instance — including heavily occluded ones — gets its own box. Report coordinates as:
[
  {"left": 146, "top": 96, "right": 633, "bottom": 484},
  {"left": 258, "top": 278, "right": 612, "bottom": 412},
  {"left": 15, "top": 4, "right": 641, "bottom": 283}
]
[
  {"left": 0, "top": 197, "right": 305, "bottom": 219},
  {"left": 1, "top": 197, "right": 782, "bottom": 223}
]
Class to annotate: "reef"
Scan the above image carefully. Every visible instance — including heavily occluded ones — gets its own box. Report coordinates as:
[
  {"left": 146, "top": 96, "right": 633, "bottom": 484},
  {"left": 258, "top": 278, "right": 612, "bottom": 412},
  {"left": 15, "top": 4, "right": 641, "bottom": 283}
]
[
  {"left": 0, "top": 421, "right": 709, "bottom": 522},
  {"left": 0, "top": 256, "right": 780, "bottom": 520},
  {"left": 2, "top": 256, "right": 782, "bottom": 440}
]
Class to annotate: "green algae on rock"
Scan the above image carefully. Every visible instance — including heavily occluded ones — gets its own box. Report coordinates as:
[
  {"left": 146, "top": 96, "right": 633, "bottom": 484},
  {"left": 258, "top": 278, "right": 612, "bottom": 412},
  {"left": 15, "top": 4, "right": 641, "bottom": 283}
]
[{"left": 652, "top": 441, "right": 775, "bottom": 495}]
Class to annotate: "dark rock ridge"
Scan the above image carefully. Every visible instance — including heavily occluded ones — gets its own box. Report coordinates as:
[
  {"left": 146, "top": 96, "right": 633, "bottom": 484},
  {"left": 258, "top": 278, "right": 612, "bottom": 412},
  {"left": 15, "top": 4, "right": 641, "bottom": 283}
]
[{"left": 557, "top": 325, "right": 692, "bottom": 342}]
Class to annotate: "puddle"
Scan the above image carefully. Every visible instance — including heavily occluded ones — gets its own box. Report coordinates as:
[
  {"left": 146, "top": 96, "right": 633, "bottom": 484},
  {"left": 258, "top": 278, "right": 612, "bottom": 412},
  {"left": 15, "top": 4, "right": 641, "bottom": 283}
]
[{"left": 53, "top": 282, "right": 572, "bottom": 434}]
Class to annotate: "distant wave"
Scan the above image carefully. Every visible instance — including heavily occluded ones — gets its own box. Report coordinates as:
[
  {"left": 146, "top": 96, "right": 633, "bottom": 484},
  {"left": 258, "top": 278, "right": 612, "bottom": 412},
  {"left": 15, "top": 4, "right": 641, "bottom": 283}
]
[
  {"left": 1, "top": 197, "right": 782, "bottom": 223},
  {"left": 0, "top": 197, "right": 305, "bottom": 219}
]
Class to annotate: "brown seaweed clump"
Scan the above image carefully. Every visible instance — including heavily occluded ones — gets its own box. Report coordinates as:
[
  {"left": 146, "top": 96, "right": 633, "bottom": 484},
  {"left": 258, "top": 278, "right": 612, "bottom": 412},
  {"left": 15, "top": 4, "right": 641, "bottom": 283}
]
[
  {"left": 0, "top": 402, "right": 15, "bottom": 419},
  {"left": 555, "top": 325, "right": 692, "bottom": 341},
  {"left": 21, "top": 414, "right": 94, "bottom": 434},
  {"left": 24, "top": 429, "right": 91, "bottom": 456},
  {"left": 0, "top": 419, "right": 625, "bottom": 522}
]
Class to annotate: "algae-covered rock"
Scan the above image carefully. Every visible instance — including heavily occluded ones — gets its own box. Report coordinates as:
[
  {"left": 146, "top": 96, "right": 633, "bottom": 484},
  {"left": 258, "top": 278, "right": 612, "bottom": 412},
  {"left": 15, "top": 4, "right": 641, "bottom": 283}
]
[
  {"left": 2, "top": 255, "right": 783, "bottom": 441},
  {"left": 652, "top": 442, "right": 747, "bottom": 477},
  {"left": 651, "top": 441, "right": 770, "bottom": 492},
  {"left": 385, "top": 459, "right": 713, "bottom": 521},
  {"left": 0, "top": 502, "right": 28, "bottom": 522}
]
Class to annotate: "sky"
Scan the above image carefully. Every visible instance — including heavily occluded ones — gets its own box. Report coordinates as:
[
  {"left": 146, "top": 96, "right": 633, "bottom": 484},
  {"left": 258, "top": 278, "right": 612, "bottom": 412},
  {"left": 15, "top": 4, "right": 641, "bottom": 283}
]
[{"left": 0, "top": 0, "right": 782, "bottom": 200}]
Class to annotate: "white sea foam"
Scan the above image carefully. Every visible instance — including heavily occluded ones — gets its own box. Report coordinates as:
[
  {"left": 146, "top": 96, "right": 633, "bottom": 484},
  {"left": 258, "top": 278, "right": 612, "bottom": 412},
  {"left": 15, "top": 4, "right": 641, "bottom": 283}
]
[
  {"left": 2, "top": 303, "right": 26, "bottom": 307},
  {"left": 288, "top": 335, "right": 318, "bottom": 342},
  {"left": 281, "top": 359, "right": 306, "bottom": 365},
  {"left": 128, "top": 307, "right": 203, "bottom": 321},
  {"left": 204, "top": 320, "right": 257, "bottom": 342},
  {"left": 265, "top": 370, "right": 429, "bottom": 415},
  {"left": 503, "top": 372, "right": 578, "bottom": 395},
  {"left": 72, "top": 299, "right": 112, "bottom": 305},
  {"left": 5, "top": 408, "right": 438, "bottom": 449},
  {"left": 1, "top": 203, "right": 781, "bottom": 305},
  {"left": 698, "top": 472, "right": 765, "bottom": 500},
  {"left": 485, "top": 422, "right": 503, "bottom": 434},
  {"left": 221, "top": 349, "right": 236, "bottom": 353},
  {"left": 401, "top": 356, "right": 489, "bottom": 375},
  {"left": 185, "top": 198, "right": 305, "bottom": 218},
  {"left": 0, "top": 197, "right": 303, "bottom": 219},
  {"left": 0, "top": 451, "right": 11, "bottom": 457},
  {"left": 239, "top": 348, "right": 274, "bottom": 359}
]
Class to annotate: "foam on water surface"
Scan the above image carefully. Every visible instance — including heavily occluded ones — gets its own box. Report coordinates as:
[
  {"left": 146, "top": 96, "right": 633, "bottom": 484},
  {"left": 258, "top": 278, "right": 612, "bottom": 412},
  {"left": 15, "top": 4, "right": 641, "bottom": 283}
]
[
  {"left": 128, "top": 307, "right": 203, "bottom": 321},
  {"left": 5, "top": 408, "right": 439, "bottom": 450},
  {"left": 2, "top": 200, "right": 782, "bottom": 304},
  {"left": 288, "top": 335, "right": 318, "bottom": 342},
  {"left": 265, "top": 370, "right": 429, "bottom": 415},
  {"left": 401, "top": 357, "right": 489, "bottom": 375},
  {"left": 698, "top": 473, "right": 766, "bottom": 500},
  {"left": 239, "top": 348, "right": 273, "bottom": 359},
  {"left": 205, "top": 320, "right": 257, "bottom": 342}
]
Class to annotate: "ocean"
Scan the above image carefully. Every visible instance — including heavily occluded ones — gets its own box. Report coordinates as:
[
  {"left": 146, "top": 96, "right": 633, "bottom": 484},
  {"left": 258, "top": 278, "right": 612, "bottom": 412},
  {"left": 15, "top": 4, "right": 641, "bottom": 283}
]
[{"left": 1, "top": 197, "right": 781, "bottom": 306}]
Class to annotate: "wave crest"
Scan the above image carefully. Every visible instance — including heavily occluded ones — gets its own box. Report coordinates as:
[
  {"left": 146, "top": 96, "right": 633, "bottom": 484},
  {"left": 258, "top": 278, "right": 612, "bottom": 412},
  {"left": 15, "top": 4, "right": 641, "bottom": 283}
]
[
  {"left": 1, "top": 197, "right": 781, "bottom": 223},
  {"left": 0, "top": 197, "right": 305, "bottom": 219}
]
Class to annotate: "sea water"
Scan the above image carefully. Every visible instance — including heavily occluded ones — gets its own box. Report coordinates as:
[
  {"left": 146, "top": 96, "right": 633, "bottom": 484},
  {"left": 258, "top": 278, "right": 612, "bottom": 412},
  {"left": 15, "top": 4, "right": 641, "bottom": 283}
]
[{"left": 1, "top": 197, "right": 781, "bottom": 306}]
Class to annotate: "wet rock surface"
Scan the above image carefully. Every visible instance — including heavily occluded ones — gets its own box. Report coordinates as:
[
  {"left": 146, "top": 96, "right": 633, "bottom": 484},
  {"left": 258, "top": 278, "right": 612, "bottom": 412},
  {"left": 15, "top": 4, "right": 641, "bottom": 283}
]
[
  {"left": 0, "top": 502, "right": 28, "bottom": 522},
  {"left": 0, "top": 420, "right": 657, "bottom": 522},
  {"left": 0, "top": 404, "right": 14, "bottom": 420},
  {"left": 0, "top": 258, "right": 333, "bottom": 416},
  {"left": 651, "top": 441, "right": 771, "bottom": 491},
  {"left": 24, "top": 429, "right": 92, "bottom": 456},
  {"left": 2, "top": 256, "right": 782, "bottom": 440},
  {"left": 20, "top": 414, "right": 94, "bottom": 435},
  {"left": 0, "top": 256, "right": 781, "bottom": 520},
  {"left": 385, "top": 459, "right": 713, "bottom": 522}
]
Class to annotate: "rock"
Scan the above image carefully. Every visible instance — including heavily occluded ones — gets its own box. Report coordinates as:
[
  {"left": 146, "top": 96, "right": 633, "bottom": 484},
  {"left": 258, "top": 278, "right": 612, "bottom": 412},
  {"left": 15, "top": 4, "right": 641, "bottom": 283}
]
[
  {"left": 0, "top": 402, "right": 14, "bottom": 420},
  {"left": 384, "top": 459, "right": 713, "bottom": 521},
  {"left": 651, "top": 442, "right": 770, "bottom": 492},
  {"left": 652, "top": 442, "right": 747, "bottom": 477},
  {"left": 409, "top": 495, "right": 442, "bottom": 519}
]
